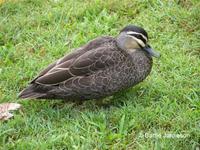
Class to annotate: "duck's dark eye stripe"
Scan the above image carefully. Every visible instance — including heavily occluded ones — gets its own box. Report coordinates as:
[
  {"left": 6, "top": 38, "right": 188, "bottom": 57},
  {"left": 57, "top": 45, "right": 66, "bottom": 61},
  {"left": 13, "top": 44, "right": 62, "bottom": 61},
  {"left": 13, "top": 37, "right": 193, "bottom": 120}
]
[{"left": 129, "top": 34, "right": 147, "bottom": 44}]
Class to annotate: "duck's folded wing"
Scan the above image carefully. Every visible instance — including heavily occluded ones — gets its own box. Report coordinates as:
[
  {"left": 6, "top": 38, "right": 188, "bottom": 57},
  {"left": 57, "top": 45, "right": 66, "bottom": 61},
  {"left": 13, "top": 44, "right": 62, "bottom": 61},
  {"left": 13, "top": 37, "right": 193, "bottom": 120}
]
[
  {"left": 31, "top": 48, "right": 87, "bottom": 83},
  {"left": 31, "top": 36, "right": 113, "bottom": 83},
  {"left": 34, "top": 48, "right": 117, "bottom": 85}
]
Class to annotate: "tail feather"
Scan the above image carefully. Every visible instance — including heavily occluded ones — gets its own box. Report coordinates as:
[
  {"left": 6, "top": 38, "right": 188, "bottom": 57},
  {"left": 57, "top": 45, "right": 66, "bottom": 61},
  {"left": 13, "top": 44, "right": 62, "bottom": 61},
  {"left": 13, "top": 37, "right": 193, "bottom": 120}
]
[{"left": 18, "top": 85, "right": 46, "bottom": 99}]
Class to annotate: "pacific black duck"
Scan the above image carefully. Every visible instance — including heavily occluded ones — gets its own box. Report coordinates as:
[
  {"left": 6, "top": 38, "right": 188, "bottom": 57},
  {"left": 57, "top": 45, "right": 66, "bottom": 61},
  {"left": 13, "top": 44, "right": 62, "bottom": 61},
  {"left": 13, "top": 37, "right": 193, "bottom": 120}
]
[{"left": 18, "top": 25, "right": 160, "bottom": 100}]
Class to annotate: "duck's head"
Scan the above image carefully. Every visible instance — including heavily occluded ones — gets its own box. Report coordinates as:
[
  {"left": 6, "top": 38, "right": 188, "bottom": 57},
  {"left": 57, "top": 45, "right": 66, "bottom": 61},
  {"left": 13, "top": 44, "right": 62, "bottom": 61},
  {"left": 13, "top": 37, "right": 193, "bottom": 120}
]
[{"left": 116, "top": 25, "right": 160, "bottom": 58}]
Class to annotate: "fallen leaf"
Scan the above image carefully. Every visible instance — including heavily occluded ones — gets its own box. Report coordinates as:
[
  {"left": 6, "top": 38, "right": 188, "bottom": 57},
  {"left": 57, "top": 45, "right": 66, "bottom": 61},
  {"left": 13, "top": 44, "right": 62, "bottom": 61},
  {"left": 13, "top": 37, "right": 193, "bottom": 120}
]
[
  {"left": 0, "top": 103, "right": 21, "bottom": 121},
  {"left": 0, "top": 0, "right": 5, "bottom": 5}
]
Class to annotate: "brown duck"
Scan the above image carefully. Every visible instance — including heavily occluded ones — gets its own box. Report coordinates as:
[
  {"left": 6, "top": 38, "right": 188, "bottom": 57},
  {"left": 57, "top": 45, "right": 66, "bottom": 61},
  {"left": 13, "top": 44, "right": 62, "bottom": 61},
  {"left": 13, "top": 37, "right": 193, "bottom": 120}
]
[{"left": 18, "top": 25, "right": 160, "bottom": 100}]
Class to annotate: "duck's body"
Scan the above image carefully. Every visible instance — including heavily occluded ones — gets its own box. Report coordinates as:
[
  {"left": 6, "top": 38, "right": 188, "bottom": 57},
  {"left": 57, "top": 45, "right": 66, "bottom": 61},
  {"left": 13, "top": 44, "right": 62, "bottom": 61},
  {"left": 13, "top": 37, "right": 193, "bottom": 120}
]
[{"left": 18, "top": 25, "right": 159, "bottom": 101}]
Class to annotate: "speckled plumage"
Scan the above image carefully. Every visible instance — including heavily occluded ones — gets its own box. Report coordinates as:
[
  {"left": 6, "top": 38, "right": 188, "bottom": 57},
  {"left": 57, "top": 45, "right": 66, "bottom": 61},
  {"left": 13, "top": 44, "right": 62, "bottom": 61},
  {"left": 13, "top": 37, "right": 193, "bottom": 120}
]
[{"left": 19, "top": 26, "right": 154, "bottom": 101}]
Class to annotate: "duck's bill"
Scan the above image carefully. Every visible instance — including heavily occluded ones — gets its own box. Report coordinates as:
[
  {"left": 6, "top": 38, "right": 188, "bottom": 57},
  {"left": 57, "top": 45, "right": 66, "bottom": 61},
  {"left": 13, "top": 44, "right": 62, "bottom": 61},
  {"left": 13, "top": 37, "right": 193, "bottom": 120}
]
[{"left": 144, "top": 46, "right": 160, "bottom": 58}]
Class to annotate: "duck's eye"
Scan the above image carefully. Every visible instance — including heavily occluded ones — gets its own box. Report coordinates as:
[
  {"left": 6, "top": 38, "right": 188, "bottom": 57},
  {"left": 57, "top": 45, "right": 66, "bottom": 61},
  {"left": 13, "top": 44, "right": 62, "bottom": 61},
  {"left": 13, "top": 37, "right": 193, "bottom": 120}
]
[{"left": 129, "top": 34, "right": 147, "bottom": 44}]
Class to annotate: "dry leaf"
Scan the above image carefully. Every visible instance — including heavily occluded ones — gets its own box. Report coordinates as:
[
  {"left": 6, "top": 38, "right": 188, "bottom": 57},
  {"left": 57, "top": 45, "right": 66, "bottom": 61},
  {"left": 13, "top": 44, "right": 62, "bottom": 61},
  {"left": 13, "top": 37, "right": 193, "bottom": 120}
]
[
  {"left": 0, "top": 103, "right": 21, "bottom": 121},
  {"left": 0, "top": 0, "right": 5, "bottom": 5}
]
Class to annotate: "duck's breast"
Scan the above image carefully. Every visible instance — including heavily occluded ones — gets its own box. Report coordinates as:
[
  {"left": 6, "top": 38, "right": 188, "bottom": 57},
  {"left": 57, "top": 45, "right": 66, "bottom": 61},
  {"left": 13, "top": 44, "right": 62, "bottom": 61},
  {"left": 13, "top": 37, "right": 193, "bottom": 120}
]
[{"left": 127, "top": 49, "right": 153, "bottom": 85}]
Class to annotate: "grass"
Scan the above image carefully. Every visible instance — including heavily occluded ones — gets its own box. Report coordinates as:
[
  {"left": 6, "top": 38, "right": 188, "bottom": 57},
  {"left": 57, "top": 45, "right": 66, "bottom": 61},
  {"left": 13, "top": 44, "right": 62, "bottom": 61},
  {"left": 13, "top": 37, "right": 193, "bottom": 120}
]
[{"left": 0, "top": 0, "right": 199, "bottom": 149}]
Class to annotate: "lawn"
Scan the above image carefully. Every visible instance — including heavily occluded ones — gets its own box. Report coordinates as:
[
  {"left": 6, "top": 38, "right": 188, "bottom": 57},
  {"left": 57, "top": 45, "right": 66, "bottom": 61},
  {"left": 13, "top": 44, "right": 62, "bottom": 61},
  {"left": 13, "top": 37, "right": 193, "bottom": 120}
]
[{"left": 0, "top": 0, "right": 199, "bottom": 149}]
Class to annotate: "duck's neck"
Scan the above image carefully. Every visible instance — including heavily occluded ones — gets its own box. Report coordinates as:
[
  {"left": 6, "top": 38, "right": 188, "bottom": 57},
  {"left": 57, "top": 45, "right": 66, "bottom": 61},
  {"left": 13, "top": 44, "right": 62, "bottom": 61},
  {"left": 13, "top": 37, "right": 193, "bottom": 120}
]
[{"left": 128, "top": 49, "right": 153, "bottom": 80}]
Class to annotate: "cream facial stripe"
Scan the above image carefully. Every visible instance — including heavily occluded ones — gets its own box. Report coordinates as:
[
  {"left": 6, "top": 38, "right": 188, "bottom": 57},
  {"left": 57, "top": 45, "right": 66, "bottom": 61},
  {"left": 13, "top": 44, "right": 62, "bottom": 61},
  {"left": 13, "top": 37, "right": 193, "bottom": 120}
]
[
  {"left": 126, "top": 31, "right": 148, "bottom": 42},
  {"left": 128, "top": 35, "right": 146, "bottom": 47}
]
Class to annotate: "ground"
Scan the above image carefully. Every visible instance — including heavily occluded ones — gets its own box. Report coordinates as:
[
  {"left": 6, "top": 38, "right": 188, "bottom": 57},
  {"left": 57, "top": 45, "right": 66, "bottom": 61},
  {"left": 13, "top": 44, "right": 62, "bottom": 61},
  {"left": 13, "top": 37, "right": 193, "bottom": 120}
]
[{"left": 0, "top": 0, "right": 199, "bottom": 149}]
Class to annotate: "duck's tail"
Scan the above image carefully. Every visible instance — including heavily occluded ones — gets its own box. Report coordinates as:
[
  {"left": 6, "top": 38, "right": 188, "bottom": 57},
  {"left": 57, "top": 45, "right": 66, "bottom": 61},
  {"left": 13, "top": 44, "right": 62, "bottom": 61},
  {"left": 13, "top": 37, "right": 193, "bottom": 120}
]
[{"left": 18, "top": 84, "right": 46, "bottom": 99}]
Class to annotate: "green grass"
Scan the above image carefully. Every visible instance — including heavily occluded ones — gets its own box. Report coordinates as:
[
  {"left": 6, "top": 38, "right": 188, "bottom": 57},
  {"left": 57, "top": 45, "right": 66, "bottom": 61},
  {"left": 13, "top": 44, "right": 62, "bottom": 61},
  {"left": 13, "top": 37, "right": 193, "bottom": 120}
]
[{"left": 0, "top": 0, "right": 200, "bottom": 149}]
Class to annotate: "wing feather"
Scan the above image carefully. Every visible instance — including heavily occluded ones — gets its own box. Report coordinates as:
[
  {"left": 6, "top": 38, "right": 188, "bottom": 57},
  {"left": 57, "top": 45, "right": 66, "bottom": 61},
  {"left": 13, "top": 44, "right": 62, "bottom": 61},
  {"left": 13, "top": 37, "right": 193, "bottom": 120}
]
[
  {"left": 35, "top": 69, "right": 74, "bottom": 85},
  {"left": 35, "top": 47, "right": 117, "bottom": 85},
  {"left": 33, "top": 36, "right": 116, "bottom": 85}
]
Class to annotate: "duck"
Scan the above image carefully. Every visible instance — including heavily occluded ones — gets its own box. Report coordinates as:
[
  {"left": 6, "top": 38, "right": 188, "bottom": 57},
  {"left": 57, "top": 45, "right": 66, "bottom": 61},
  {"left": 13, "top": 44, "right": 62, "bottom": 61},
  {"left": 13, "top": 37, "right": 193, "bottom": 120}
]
[{"left": 18, "top": 25, "right": 160, "bottom": 101}]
